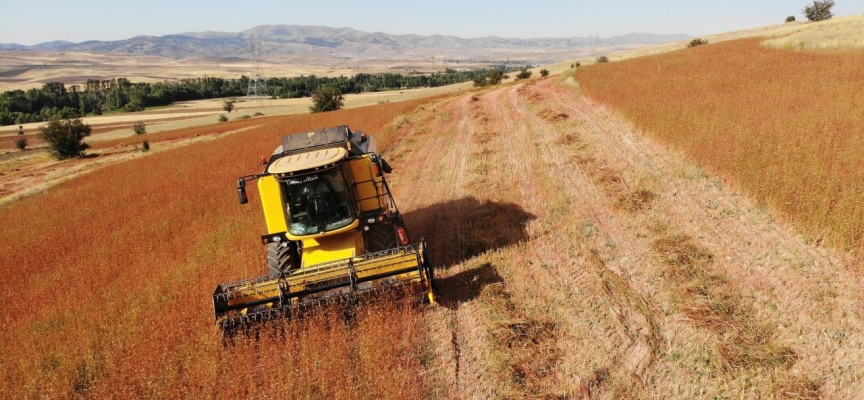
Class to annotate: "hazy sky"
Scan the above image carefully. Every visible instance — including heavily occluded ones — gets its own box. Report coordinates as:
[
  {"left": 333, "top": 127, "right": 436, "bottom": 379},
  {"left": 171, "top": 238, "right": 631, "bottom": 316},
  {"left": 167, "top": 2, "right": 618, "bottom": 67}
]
[{"left": 1, "top": 0, "right": 863, "bottom": 45}]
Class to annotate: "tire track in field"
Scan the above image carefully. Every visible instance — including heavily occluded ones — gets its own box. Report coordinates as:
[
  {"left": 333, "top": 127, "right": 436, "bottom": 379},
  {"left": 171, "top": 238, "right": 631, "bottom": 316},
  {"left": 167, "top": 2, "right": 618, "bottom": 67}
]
[
  {"left": 520, "top": 77, "right": 852, "bottom": 397},
  {"left": 509, "top": 81, "right": 661, "bottom": 390},
  {"left": 384, "top": 95, "right": 509, "bottom": 397},
  {"left": 381, "top": 75, "right": 861, "bottom": 398}
]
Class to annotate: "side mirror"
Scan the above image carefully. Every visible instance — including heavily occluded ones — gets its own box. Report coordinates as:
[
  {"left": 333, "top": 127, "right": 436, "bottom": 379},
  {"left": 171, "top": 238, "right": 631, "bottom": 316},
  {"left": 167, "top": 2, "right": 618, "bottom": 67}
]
[
  {"left": 237, "top": 179, "right": 248, "bottom": 204},
  {"left": 379, "top": 158, "right": 393, "bottom": 174}
]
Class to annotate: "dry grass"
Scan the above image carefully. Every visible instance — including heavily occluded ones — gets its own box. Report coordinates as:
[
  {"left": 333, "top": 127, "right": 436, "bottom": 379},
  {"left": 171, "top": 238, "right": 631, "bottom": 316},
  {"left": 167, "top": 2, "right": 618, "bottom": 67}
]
[
  {"left": 539, "top": 15, "right": 863, "bottom": 73},
  {"left": 577, "top": 38, "right": 864, "bottom": 254},
  {"left": 763, "top": 14, "right": 864, "bottom": 50}
]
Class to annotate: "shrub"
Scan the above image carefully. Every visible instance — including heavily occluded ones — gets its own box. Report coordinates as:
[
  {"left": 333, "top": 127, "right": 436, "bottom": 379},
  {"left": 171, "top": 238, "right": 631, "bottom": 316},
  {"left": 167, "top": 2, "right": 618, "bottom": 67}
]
[
  {"left": 786, "top": 15, "right": 796, "bottom": 22},
  {"left": 310, "top": 85, "right": 344, "bottom": 113},
  {"left": 803, "top": 0, "right": 834, "bottom": 21},
  {"left": 236, "top": 115, "right": 251, "bottom": 120},
  {"left": 540, "top": 69, "right": 550, "bottom": 77},
  {"left": 596, "top": 55, "right": 609, "bottom": 63},
  {"left": 38, "top": 118, "right": 92, "bottom": 160},
  {"left": 17, "top": 125, "right": 24, "bottom": 135},
  {"left": 132, "top": 121, "right": 146, "bottom": 135},
  {"left": 688, "top": 38, "right": 708, "bottom": 48},
  {"left": 253, "top": 112, "right": 265, "bottom": 117},
  {"left": 473, "top": 76, "right": 488, "bottom": 87},
  {"left": 141, "top": 140, "right": 150, "bottom": 152},
  {"left": 218, "top": 115, "right": 228, "bottom": 122},
  {"left": 576, "top": 62, "right": 581, "bottom": 67},
  {"left": 515, "top": 68, "right": 532, "bottom": 80},
  {"left": 15, "top": 137, "right": 27, "bottom": 150},
  {"left": 223, "top": 99, "right": 235, "bottom": 113}
]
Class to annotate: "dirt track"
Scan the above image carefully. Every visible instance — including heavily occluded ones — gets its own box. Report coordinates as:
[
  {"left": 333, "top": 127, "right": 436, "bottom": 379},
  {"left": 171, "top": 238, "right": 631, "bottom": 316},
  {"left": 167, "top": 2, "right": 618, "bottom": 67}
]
[{"left": 385, "top": 78, "right": 863, "bottom": 398}]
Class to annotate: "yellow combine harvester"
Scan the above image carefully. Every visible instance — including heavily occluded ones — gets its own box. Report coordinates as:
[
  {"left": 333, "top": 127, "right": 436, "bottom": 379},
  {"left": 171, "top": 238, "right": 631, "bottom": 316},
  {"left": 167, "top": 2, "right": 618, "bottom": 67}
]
[{"left": 213, "top": 125, "right": 435, "bottom": 334}]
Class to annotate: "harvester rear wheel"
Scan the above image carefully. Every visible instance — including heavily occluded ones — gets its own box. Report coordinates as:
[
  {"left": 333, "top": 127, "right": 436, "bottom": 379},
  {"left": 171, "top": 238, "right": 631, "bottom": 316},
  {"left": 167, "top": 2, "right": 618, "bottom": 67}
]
[
  {"left": 267, "top": 241, "right": 299, "bottom": 278},
  {"left": 366, "top": 223, "right": 398, "bottom": 253}
]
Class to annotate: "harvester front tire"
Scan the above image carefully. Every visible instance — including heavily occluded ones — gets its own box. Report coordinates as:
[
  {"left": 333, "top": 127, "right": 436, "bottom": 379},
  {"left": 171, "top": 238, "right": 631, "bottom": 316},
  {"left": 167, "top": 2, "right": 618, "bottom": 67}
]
[
  {"left": 366, "top": 223, "right": 398, "bottom": 253},
  {"left": 267, "top": 241, "right": 299, "bottom": 278}
]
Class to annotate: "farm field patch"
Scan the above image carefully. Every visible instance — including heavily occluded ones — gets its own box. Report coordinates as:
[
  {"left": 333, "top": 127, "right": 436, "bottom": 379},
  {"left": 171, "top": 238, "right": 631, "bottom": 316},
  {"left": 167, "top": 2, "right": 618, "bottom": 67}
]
[{"left": 576, "top": 38, "right": 864, "bottom": 254}]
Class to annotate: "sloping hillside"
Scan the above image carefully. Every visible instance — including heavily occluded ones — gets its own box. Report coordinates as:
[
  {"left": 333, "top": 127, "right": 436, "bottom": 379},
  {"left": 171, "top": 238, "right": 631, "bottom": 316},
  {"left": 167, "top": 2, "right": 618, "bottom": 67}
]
[{"left": 576, "top": 37, "right": 864, "bottom": 254}]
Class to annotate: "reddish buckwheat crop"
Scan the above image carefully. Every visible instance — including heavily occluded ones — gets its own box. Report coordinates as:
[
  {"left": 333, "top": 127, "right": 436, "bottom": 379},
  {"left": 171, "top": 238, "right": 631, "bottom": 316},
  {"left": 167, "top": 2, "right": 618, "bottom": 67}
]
[
  {"left": 0, "top": 96, "right": 442, "bottom": 398},
  {"left": 576, "top": 38, "right": 864, "bottom": 254}
]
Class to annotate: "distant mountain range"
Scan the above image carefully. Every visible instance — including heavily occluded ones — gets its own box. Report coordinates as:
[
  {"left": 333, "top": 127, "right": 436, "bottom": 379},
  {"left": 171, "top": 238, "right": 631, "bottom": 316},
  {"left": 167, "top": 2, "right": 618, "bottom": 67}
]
[{"left": 0, "top": 25, "right": 691, "bottom": 60}]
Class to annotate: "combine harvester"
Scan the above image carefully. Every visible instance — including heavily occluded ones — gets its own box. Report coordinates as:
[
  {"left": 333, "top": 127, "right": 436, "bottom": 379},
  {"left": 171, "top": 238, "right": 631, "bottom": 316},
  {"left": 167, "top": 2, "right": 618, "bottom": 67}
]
[{"left": 213, "top": 125, "right": 436, "bottom": 335}]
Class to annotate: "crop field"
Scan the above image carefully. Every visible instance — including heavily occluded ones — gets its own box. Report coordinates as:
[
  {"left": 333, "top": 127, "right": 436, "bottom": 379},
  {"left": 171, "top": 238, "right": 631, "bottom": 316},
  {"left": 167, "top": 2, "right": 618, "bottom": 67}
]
[
  {"left": 0, "top": 96, "right": 443, "bottom": 398},
  {"left": 577, "top": 38, "right": 864, "bottom": 256},
  {"left": 3, "top": 64, "right": 863, "bottom": 398}
]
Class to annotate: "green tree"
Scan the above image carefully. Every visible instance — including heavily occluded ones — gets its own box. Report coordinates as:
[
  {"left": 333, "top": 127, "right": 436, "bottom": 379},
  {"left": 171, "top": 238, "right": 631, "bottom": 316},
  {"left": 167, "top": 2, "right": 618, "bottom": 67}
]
[
  {"left": 786, "top": 15, "right": 796, "bottom": 22},
  {"left": 15, "top": 137, "right": 27, "bottom": 150},
  {"left": 132, "top": 121, "right": 146, "bottom": 135},
  {"left": 222, "top": 99, "right": 235, "bottom": 113},
  {"left": 803, "top": 0, "right": 834, "bottom": 21},
  {"left": 122, "top": 101, "right": 143, "bottom": 112},
  {"left": 309, "top": 85, "right": 344, "bottom": 113},
  {"left": 38, "top": 118, "right": 92, "bottom": 160},
  {"left": 473, "top": 76, "right": 488, "bottom": 87},
  {"left": 540, "top": 69, "right": 550, "bottom": 77},
  {"left": 515, "top": 68, "right": 532, "bottom": 80},
  {"left": 488, "top": 70, "right": 504, "bottom": 85}
]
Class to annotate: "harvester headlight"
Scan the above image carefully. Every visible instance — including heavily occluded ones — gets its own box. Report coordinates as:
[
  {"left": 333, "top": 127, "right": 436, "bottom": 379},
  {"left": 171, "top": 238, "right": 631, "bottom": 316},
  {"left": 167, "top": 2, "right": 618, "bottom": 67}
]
[
  {"left": 273, "top": 236, "right": 281, "bottom": 242},
  {"left": 367, "top": 218, "right": 376, "bottom": 224},
  {"left": 363, "top": 226, "right": 370, "bottom": 231}
]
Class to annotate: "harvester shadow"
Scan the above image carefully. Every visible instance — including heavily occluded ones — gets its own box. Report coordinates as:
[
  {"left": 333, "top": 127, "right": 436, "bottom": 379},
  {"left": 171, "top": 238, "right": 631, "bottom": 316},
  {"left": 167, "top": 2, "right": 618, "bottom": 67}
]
[
  {"left": 403, "top": 196, "right": 535, "bottom": 269},
  {"left": 436, "top": 263, "right": 504, "bottom": 310},
  {"left": 402, "top": 196, "right": 535, "bottom": 308}
]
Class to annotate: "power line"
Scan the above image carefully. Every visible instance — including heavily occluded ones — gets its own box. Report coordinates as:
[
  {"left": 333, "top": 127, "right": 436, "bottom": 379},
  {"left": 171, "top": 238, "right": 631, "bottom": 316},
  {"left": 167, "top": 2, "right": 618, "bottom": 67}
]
[{"left": 246, "top": 34, "right": 271, "bottom": 109}]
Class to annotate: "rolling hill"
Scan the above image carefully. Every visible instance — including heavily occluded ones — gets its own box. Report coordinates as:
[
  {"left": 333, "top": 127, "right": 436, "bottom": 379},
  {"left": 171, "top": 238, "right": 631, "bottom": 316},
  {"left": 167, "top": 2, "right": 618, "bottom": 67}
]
[{"left": 0, "top": 25, "right": 690, "bottom": 60}]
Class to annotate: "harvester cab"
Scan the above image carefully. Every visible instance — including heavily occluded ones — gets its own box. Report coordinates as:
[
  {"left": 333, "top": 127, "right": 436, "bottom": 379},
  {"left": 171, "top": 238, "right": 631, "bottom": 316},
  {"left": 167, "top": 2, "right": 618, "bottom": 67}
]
[{"left": 214, "top": 125, "right": 435, "bottom": 334}]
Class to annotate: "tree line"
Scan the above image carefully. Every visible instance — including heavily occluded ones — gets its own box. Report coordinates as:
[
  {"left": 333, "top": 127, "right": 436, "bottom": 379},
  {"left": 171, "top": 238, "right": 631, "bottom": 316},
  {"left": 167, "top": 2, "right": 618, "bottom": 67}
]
[{"left": 0, "top": 68, "right": 514, "bottom": 126}]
